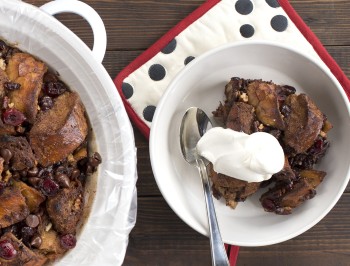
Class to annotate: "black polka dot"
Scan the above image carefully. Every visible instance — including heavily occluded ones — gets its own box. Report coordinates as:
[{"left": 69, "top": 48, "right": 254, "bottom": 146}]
[
  {"left": 271, "top": 15, "right": 288, "bottom": 32},
  {"left": 235, "top": 0, "right": 253, "bottom": 15},
  {"left": 122, "top": 82, "right": 134, "bottom": 99},
  {"left": 184, "top": 56, "right": 195, "bottom": 65},
  {"left": 149, "top": 64, "right": 166, "bottom": 81},
  {"left": 161, "top": 39, "right": 177, "bottom": 54},
  {"left": 240, "top": 24, "right": 255, "bottom": 38},
  {"left": 143, "top": 105, "right": 156, "bottom": 122},
  {"left": 265, "top": 0, "right": 280, "bottom": 8}
]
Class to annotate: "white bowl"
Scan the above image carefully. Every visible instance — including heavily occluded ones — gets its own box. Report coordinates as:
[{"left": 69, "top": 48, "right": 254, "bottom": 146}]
[
  {"left": 0, "top": 0, "right": 137, "bottom": 265},
  {"left": 150, "top": 41, "right": 350, "bottom": 246}
]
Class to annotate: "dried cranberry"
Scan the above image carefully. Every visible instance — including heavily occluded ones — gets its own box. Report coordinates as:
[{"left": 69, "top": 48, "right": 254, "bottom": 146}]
[
  {"left": 40, "top": 178, "right": 59, "bottom": 196},
  {"left": 0, "top": 239, "right": 17, "bottom": 260},
  {"left": 43, "top": 82, "right": 67, "bottom": 97},
  {"left": 60, "top": 234, "right": 77, "bottom": 249},
  {"left": 21, "top": 226, "right": 36, "bottom": 245},
  {"left": 261, "top": 198, "right": 277, "bottom": 212},
  {"left": 2, "top": 108, "right": 26, "bottom": 126},
  {"left": 43, "top": 72, "right": 59, "bottom": 83},
  {"left": 39, "top": 96, "right": 53, "bottom": 111}
]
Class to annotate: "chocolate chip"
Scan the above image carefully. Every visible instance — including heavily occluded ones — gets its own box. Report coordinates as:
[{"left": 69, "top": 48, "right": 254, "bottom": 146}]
[
  {"left": 55, "top": 166, "right": 66, "bottom": 175},
  {"left": 85, "top": 165, "right": 93, "bottom": 175},
  {"left": 12, "top": 172, "right": 20, "bottom": 180},
  {"left": 55, "top": 174, "right": 70, "bottom": 188},
  {"left": 71, "top": 169, "right": 80, "bottom": 179},
  {"left": 28, "top": 177, "right": 41, "bottom": 186},
  {"left": 20, "top": 170, "right": 27, "bottom": 178},
  {"left": 0, "top": 148, "right": 12, "bottom": 164},
  {"left": 27, "top": 167, "right": 39, "bottom": 177},
  {"left": 30, "top": 235, "right": 42, "bottom": 249},
  {"left": 88, "top": 152, "right": 102, "bottom": 167},
  {"left": 25, "top": 215, "right": 40, "bottom": 228}
]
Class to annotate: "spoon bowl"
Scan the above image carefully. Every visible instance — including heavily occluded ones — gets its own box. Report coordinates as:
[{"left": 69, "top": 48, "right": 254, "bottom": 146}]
[
  {"left": 180, "top": 107, "right": 212, "bottom": 165},
  {"left": 180, "top": 107, "right": 229, "bottom": 266}
]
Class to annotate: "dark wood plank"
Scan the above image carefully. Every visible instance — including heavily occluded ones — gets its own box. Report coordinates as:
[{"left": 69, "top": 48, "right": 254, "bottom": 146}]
[
  {"left": 326, "top": 46, "right": 350, "bottom": 77},
  {"left": 133, "top": 124, "right": 161, "bottom": 196},
  {"left": 290, "top": 0, "right": 350, "bottom": 46},
  {"left": 125, "top": 194, "right": 350, "bottom": 266},
  {"left": 27, "top": 0, "right": 202, "bottom": 51},
  {"left": 124, "top": 196, "right": 211, "bottom": 266},
  {"left": 27, "top": 1, "right": 350, "bottom": 50}
]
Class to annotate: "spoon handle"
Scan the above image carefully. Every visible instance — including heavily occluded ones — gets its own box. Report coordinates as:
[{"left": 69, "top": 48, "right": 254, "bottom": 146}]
[{"left": 197, "top": 158, "right": 230, "bottom": 266}]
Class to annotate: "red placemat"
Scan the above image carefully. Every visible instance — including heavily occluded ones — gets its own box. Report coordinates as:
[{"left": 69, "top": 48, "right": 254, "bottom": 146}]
[{"left": 114, "top": 0, "right": 350, "bottom": 264}]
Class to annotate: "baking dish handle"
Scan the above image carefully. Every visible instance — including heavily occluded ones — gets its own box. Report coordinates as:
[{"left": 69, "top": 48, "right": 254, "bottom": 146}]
[{"left": 40, "top": 0, "right": 107, "bottom": 63}]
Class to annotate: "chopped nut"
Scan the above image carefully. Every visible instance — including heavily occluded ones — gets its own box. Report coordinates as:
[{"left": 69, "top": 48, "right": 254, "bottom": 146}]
[
  {"left": 0, "top": 58, "right": 5, "bottom": 70},
  {"left": 3, "top": 170, "right": 12, "bottom": 183},
  {"left": 258, "top": 123, "right": 264, "bottom": 130},
  {"left": 67, "top": 154, "right": 75, "bottom": 163},
  {"left": 319, "top": 131, "right": 326, "bottom": 138},
  {"left": 0, "top": 157, "right": 4, "bottom": 177},
  {"left": 8, "top": 102, "right": 14, "bottom": 108},
  {"left": 45, "top": 222, "right": 52, "bottom": 232},
  {"left": 239, "top": 92, "right": 249, "bottom": 103},
  {"left": 73, "top": 195, "right": 82, "bottom": 211},
  {"left": 15, "top": 126, "right": 25, "bottom": 134}
]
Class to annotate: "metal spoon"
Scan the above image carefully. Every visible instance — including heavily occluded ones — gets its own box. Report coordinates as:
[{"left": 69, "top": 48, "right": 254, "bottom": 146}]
[{"left": 180, "top": 107, "right": 229, "bottom": 266}]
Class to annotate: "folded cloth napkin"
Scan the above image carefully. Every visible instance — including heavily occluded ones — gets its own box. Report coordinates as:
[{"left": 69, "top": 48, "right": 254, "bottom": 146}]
[{"left": 114, "top": 0, "right": 350, "bottom": 264}]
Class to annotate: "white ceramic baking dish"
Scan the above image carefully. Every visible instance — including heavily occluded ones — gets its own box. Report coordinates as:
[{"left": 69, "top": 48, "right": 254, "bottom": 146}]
[{"left": 0, "top": 0, "right": 137, "bottom": 265}]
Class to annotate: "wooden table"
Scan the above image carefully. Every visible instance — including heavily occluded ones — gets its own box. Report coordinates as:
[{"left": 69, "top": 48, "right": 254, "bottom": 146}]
[{"left": 27, "top": 1, "right": 350, "bottom": 265}]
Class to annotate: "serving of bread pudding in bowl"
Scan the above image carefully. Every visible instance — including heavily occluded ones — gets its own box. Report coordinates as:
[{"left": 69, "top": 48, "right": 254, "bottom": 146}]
[
  {"left": 208, "top": 77, "right": 331, "bottom": 215},
  {"left": 150, "top": 42, "right": 350, "bottom": 246}
]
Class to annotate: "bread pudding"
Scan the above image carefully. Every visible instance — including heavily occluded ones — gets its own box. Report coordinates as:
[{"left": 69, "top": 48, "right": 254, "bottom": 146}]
[
  {"left": 210, "top": 77, "right": 332, "bottom": 215},
  {"left": 0, "top": 39, "right": 101, "bottom": 265}
]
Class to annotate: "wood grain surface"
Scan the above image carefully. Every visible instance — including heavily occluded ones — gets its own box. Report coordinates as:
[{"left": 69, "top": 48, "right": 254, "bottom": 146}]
[{"left": 25, "top": 1, "right": 350, "bottom": 265}]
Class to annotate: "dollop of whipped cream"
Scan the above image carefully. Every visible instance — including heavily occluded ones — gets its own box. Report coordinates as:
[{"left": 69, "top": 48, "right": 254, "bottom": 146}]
[{"left": 196, "top": 128, "right": 284, "bottom": 183}]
